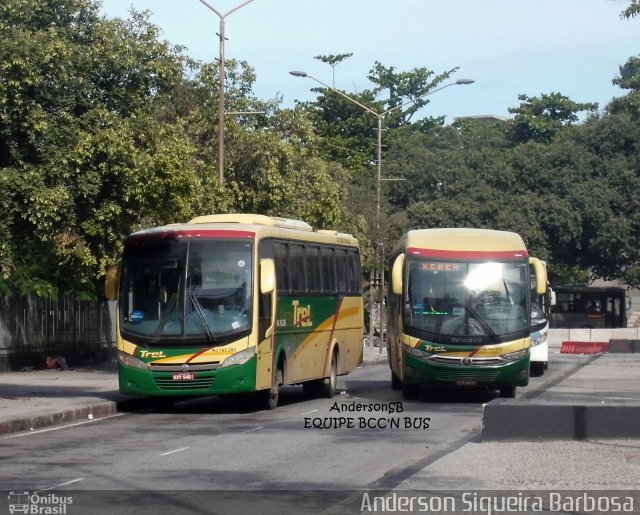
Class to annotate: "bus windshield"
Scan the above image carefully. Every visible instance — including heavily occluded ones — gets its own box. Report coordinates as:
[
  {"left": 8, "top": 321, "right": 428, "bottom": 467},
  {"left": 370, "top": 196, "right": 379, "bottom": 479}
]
[
  {"left": 404, "top": 259, "right": 529, "bottom": 342},
  {"left": 120, "top": 238, "right": 253, "bottom": 346}
]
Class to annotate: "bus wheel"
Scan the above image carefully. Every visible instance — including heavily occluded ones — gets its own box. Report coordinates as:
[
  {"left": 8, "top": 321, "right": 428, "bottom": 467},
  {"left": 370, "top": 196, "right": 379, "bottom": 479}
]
[
  {"left": 530, "top": 362, "right": 545, "bottom": 377},
  {"left": 391, "top": 371, "right": 402, "bottom": 390},
  {"left": 151, "top": 397, "right": 175, "bottom": 412},
  {"left": 302, "top": 381, "right": 318, "bottom": 397},
  {"left": 320, "top": 351, "right": 338, "bottom": 398},
  {"left": 402, "top": 382, "right": 419, "bottom": 400},
  {"left": 499, "top": 386, "right": 516, "bottom": 398},
  {"left": 259, "top": 366, "right": 283, "bottom": 410}
]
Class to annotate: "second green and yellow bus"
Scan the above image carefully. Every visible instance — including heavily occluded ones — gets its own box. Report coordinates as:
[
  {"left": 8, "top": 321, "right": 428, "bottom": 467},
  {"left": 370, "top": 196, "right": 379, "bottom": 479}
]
[
  {"left": 105, "top": 214, "right": 364, "bottom": 409},
  {"left": 387, "top": 228, "right": 546, "bottom": 399}
]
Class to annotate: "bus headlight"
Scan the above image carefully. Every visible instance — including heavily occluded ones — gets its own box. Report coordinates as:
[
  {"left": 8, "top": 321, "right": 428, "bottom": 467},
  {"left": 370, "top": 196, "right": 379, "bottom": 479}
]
[
  {"left": 220, "top": 347, "right": 256, "bottom": 368},
  {"left": 405, "top": 346, "right": 434, "bottom": 359},
  {"left": 501, "top": 349, "right": 529, "bottom": 362},
  {"left": 532, "top": 333, "right": 548, "bottom": 347},
  {"left": 118, "top": 351, "right": 149, "bottom": 371}
]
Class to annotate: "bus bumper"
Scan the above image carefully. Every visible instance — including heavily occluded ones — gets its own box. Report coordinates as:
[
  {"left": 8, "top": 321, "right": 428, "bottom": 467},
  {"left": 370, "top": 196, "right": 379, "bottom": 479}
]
[
  {"left": 402, "top": 352, "right": 530, "bottom": 388},
  {"left": 118, "top": 355, "right": 258, "bottom": 397}
]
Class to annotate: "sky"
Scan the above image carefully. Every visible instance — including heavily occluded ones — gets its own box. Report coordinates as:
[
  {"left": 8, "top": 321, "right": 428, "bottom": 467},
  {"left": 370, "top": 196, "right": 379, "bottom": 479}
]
[{"left": 99, "top": 0, "right": 639, "bottom": 121}]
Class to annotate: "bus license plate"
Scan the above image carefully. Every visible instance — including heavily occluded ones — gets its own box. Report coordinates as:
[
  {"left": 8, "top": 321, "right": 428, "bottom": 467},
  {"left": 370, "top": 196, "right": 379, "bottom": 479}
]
[
  {"left": 456, "top": 379, "right": 476, "bottom": 386},
  {"left": 173, "top": 372, "right": 195, "bottom": 381}
]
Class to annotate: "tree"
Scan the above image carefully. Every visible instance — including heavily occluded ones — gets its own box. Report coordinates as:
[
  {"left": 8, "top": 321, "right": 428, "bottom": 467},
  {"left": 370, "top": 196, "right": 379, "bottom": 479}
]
[
  {"left": 0, "top": 0, "right": 196, "bottom": 298},
  {"left": 314, "top": 53, "right": 353, "bottom": 87},
  {"left": 609, "top": 56, "right": 640, "bottom": 116},
  {"left": 621, "top": 0, "right": 640, "bottom": 19},
  {"left": 507, "top": 93, "right": 597, "bottom": 143}
]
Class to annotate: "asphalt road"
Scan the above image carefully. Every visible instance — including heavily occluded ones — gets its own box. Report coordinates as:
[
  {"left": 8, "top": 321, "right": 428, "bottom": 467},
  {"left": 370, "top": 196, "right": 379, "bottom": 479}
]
[{"left": 0, "top": 357, "right": 590, "bottom": 514}]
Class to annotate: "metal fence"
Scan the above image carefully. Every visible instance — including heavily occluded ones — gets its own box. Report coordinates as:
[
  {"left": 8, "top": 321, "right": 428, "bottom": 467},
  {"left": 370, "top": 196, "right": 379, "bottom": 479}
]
[{"left": 0, "top": 294, "right": 116, "bottom": 370}]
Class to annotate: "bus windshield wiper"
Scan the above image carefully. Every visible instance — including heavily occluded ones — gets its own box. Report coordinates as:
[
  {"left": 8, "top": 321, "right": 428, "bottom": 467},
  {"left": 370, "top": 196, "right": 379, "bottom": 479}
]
[
  {"left": 465, "top": 303, "right": 499, "bottom": 343},
  {"left": 187, "top": 290, "right": 215, "bottom": 342},
  {"left": 152, "top": 291, "right": 178, "bottom": 344}
]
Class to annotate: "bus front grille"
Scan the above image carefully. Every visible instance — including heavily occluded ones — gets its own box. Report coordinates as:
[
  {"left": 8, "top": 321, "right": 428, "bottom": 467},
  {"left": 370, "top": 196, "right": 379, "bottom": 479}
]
[
  {"left": 435, "top": 370, "right": 500, "bottom": 382},
  {"left": 428, "top": 356, "right": 504, "bottom": 366}
]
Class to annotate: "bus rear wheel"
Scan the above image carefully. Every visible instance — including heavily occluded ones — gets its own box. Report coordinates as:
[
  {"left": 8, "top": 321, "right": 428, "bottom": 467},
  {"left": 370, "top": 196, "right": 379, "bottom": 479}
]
[
  {"left": 304, "top": 350, "right": 338, "bottom": 398},
  {"left": 321, "top": 351, "right": 338, "bottom": 398}
]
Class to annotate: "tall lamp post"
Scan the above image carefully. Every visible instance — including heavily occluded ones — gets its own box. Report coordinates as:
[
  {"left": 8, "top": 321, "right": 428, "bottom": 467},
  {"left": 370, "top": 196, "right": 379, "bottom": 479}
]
[
  {"left": 290, "top": 70, "right": 474, "bottom": 349},
  {"left": 198, "top": 0, "right": 255, "bottom": 185}
]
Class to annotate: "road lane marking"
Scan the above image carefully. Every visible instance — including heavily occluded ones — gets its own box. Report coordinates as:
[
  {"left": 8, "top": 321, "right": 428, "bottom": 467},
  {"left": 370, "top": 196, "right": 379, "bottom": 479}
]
[
  {"left": 242, "top": 426, "right": 263, "bottom": 433},
  {"left": 38, "top": 478, "right": 85, "bottom": 492},
  {"left": 2, "top": 413, "right": 126, "bottom": 439},
  {"left": 300, "top": 409, "right": 318, "bottom": 415},
  {"left": 160, "top": 447, "right": 190, "bottom": 456}
]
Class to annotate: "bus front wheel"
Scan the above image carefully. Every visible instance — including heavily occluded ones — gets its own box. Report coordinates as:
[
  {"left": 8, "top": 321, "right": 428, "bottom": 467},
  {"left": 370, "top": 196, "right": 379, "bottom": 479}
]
[
  {"left": 258, "top": 366, "right": 283, "bottom": 410},
  {"left": 499, "top": 385, "right": 516, "bottom": 398},
  {"left": 391, "top": 371, "right": 402, "bottom": 390},
  {"left": 402, "top": 382, "right": 420, "bottom": 400}
]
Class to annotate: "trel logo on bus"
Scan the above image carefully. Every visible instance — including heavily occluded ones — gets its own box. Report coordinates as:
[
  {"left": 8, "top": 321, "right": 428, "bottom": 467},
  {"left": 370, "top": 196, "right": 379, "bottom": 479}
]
[{"left": 292, "top": 300, "right": 313, "bottom": 327}]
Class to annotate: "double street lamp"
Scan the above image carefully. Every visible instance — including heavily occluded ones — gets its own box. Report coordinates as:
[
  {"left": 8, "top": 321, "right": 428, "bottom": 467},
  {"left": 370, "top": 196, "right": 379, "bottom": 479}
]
[
  {"left": 198, "top": 0, "right": 256, "bottom": 185},
  {"left": 289, "top": 70, "right": 474, "bottom": 348}
]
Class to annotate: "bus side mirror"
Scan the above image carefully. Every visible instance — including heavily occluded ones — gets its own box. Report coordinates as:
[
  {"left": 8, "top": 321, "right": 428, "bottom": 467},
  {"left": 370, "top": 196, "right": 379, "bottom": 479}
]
[
  {"left": 104, "top": 264, "right": 120, "bottom": 300},
  {"left": 391, "top": 254, "right": 404, "bottom": 295},
  {"left": 260, "top": 258, "right": 275, "bottom": 295},
  {"left": 529, "top": 257, "right": 547, "bottom": 295},
  {"left": 550, "top": 289, "right": 557, "bottom": 307}
]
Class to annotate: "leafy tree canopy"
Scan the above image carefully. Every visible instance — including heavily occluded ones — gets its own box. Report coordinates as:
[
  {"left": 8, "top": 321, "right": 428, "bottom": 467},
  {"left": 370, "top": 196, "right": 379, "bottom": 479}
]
[{"left": 507, "top": 93, "right": 598, "bottom": 143}]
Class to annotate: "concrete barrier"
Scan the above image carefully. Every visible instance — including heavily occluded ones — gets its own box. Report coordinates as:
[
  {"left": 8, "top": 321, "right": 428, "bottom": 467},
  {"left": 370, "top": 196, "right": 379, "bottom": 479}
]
[
  {"left": 548, "top": 328, "right": 640, "bottom": 347},
  {"left": 482, "top": 400, "right": 640, "bottom": 441},
  {"left": 609, "top": 339, "right": 640, "bottom": 353}
]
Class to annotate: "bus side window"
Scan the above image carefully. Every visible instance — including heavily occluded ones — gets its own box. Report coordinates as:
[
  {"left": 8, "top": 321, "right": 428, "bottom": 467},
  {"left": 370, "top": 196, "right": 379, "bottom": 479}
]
[
  {"left": 336, "top": 248, "right": 348, "bottom": 293},
  {"left": 274, "top": 242, "right": 290, "bottom": 293},
  {"left": 307, "top": 245, "right": 322, "bottom": 293},
  {"left": 259, "top": 292, "right": 272, "bottom": 339},
  {"left": 321, "top": 247, "right": 337, "bottom": 293}
]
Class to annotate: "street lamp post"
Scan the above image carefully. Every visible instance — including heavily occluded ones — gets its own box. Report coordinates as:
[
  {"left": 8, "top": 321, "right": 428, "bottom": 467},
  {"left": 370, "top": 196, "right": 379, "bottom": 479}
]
[
  {"left": 289, "top": 70, "right": 474, "bottom": 349},
  {"left": 198, "top": 0, "right": 256, "bottom": 185}
]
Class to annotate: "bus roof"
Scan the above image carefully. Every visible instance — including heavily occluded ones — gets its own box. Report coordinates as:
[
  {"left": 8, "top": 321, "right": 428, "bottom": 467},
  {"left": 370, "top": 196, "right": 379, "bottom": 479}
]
[
  {"left": 396, "top": 228, "right": 528, "bottom": 260},
  {"left": 129, "top": 214, "right": 359, "bottom": 247}
]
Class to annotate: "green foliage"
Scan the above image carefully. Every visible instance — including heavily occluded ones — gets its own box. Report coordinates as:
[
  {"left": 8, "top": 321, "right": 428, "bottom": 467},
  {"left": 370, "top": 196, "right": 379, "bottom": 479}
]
[
  {"left": 381, "top": 100, "right": 640, "bottom": 288},
  {"left": 621, "top": 0, "right": 640, "bottom": 19},
  {"left": 547, "top": 265, "right": 591, "bottom": 286},
  {"left": 2, "top": 0, "right": 640, "bottom": 299},
  {"left": 0, "top": 0, "right": 200, "bottom": 298},
  {"left": 609, "top": 56, "right": 640, "bottom": 116},
  {"left": 507, "top": 93, "right": 598, "bottom": 143}
]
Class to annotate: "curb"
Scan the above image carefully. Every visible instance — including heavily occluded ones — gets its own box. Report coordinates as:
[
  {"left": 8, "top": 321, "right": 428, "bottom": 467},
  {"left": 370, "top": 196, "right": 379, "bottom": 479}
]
[
  {"left": 0, "top": 397, "right": 149, "bottom": 437},
  {"left": 0, "top": 401, "right": 118, "bottom": 436},
  {"left": 360, "top": 357, "right": 387, "bottom": 368}
]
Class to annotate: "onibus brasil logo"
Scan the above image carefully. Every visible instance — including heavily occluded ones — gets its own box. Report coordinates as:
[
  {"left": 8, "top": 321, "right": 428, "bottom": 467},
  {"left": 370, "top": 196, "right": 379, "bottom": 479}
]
[{"left": 8, "top": 491, "right": 73, "bottom": 514}]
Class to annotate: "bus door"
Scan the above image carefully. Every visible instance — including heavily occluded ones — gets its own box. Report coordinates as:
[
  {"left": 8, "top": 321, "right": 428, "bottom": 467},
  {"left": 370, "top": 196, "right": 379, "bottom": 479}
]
[{"left": 256, "top": 258, "right": 276, "bottom": 390}]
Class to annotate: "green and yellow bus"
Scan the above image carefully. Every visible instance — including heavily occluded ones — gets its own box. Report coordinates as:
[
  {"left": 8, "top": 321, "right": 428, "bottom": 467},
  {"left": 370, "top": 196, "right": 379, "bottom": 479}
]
[
  {"left": 105, "top": 214, "right": 364, "bottom": 409},
  {"left": 387, "top": 228, "right": 546, "bottom": 399}
]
